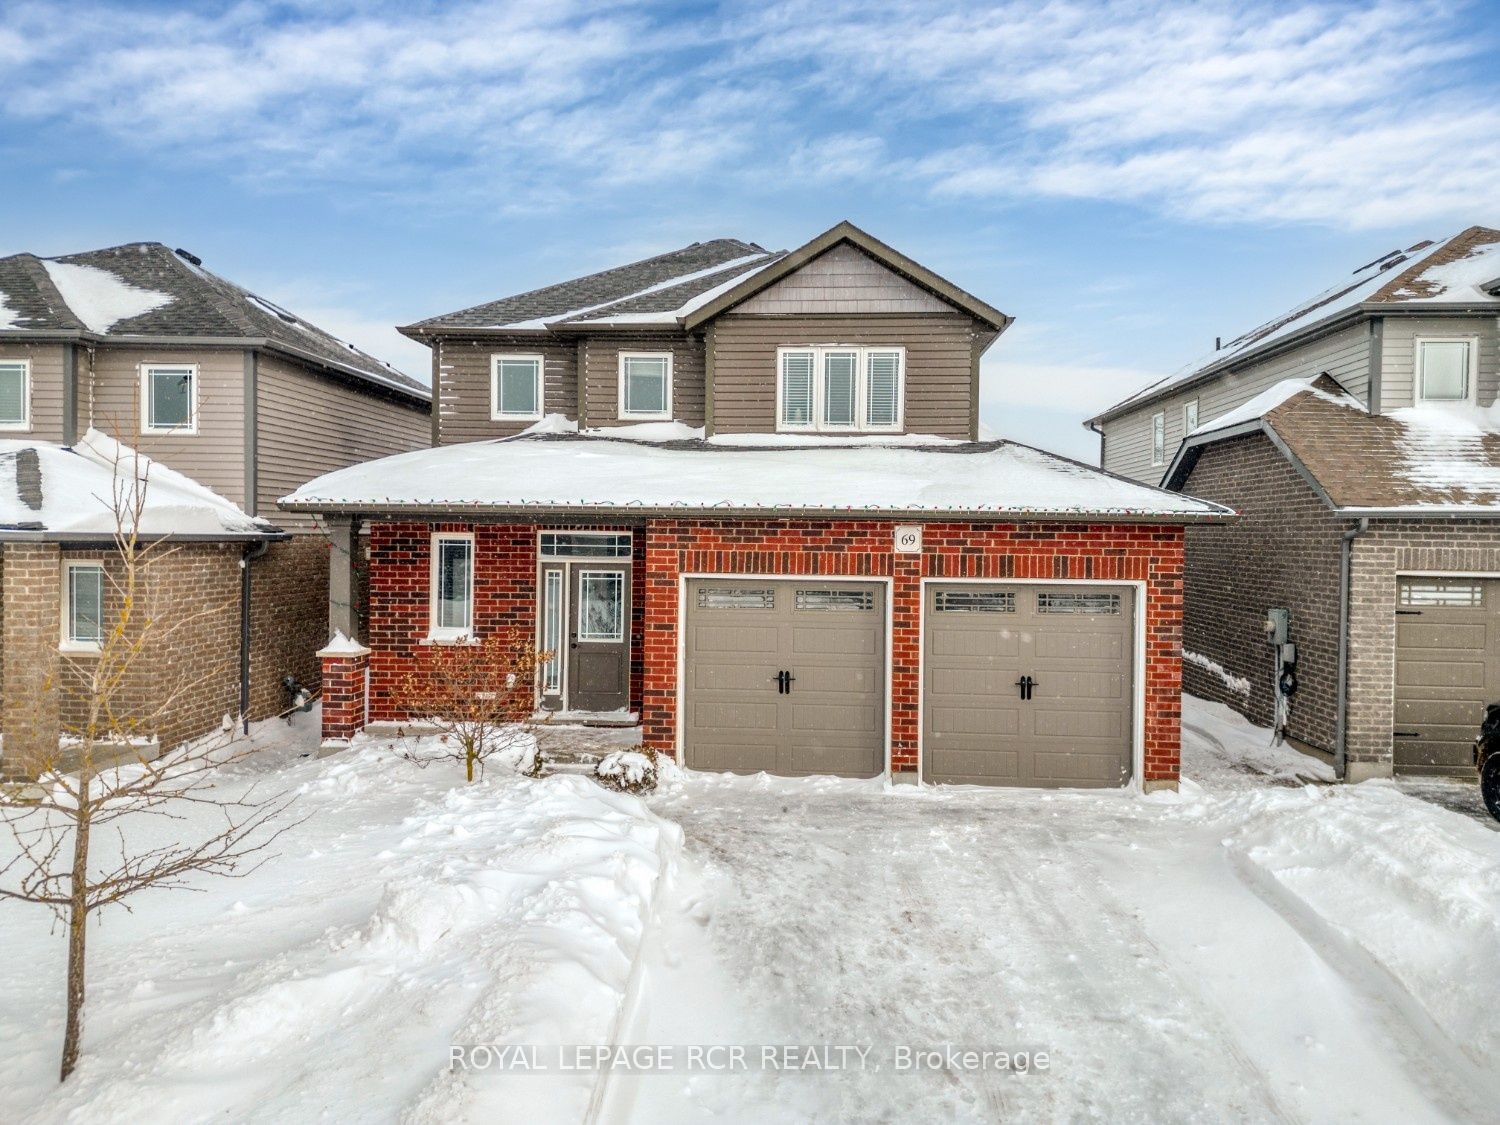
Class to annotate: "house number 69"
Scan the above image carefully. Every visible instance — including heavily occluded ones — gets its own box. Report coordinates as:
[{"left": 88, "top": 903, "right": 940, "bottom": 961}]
[{"left": 894, "top": 525, "right": 922, "bottom": 554}]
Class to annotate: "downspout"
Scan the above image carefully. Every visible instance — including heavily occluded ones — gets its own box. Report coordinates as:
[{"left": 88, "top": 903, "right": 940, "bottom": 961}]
[
  {"left": 239, "top": 540, "right": 272, "bottom": 735},
  {"left": 1334, "top": 517, "right": 1369, "bottom": 778}
]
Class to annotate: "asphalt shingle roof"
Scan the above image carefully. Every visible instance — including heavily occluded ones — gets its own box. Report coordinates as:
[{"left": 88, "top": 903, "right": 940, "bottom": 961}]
[
  {"left": 401, "top": 238, "right": 782, "bottom": 333},
  {"left": 0, "top": 242, "right": 428, "bottom": 400}
]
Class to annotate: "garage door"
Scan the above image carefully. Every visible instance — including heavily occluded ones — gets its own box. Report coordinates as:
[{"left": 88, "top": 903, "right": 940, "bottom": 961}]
[
  {"left": 1394, "top": 577, "right": 1500, "bottom": 775},
  {"left": 683, "top": 579, "right": 885, "bottom": 777},
  {"left": 923, "top": 584, "right": 1134, "bottom": 787}
]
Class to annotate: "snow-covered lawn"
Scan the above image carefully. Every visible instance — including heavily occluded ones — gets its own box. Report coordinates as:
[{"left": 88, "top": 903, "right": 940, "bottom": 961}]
[
  {"left": 2, "top": 697, "right": 1497, "bottom": 1123},
  {"left": 0, "top": 713, "right": 678, "bottom": 1123}
]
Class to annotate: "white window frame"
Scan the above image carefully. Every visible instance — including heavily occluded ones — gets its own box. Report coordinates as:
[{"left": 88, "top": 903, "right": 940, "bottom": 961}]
[
  {"left": 1183, "top": 399, "right": 1199, "bottom": 434},
  {"left": 490, "top": 354, "right": 545, "bottom": 421},
  {"left": 776, "top": 344, "right": 905, "bottom": 433},
  {"left": 1151, "top": 411, "right": 1166, "bottom": 466},
  {"left": 60, "top": 559, "right": 105, "bottom": 653},
  {"left": 428, "top": 532, "right": 476, "bottom": 642},
  {"left": 1415, "top": 336, "right": 1478, "bottom": 405},
  {"left": 617, "top": 351, "right": 674, "bottom": 420},
  {"left": 141, "top": 363, "right": 198, "bottom": 434},
  {"left": 0, "top": 357, "right": 32, "bottom": 431}
]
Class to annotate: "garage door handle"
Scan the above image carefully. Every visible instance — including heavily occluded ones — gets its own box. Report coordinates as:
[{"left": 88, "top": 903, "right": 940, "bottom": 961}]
[
  {"left": 1016, "top": 675, "right": 1037, "bottom": 701},
  {"left": 1394, "top": 731, "right": 1422, "bottom": 738}
]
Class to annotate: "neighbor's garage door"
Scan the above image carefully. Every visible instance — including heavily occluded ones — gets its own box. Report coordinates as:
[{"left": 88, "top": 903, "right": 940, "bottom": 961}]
[
  {"left": 683, "top": 579, "right": 885, "bottom": 777},
  {"left": 923, "top": 584, "right": 1134, "bottom": 787},
  {"left": 1394, "top": 577, "right": 1500, "bottom": 775}
]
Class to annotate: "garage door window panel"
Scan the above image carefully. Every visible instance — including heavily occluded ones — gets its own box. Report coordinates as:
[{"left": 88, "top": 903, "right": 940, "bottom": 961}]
[
  {"left": 1399, "top": 580, "right": 1483, "bottom": 607},
  {"left": 697, "top": 587, "right": 775, "bottom": 610},
  {"left": 795, "top": 588, "right": 874, "bottom": 611},
  {"left": 1037, "top": 592, "right": 1121, "bottom": 615},
  {"left": 935, "top": 590, "right": 1015, "bottom": 613}
]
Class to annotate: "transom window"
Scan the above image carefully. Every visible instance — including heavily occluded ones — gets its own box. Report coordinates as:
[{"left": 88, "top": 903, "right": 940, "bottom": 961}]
[
  {"left": 1399, "top": 579, "right": 1483, "bottom": 607},
  {"left": 143, "top": 364, "right": 196, "bottom": 433},
  {"left": 619, "top": 352, "right": 672, "bottom": 419},
  {"left": 935, "top": 590, "right": 1015, "bottom": 613},
  {"left": 1417, "top": 339, "right": 1475, "bottom": 403},
  {"left": 430, "top": 533, "right": 474, "bottom": 639},
  {"left": 0, "top": 360, "right": 30, "bottom": 430},
  {"left": 778, "top": 346, "right": 904, "bottom": 432},
  {"left": 491, "top": 354, "right": 544, "bottom": 420},
  {"left": 1038, "top": 592, "right": 1121, "bottom": 615},
  {"left": 63, "top": 561, "right": 104, "bottom": 649},
  {"left": 539, "top": 532, "right": 632, "bottom": 559},
  {"left": 697, "top": 587, "right": 775, "bottom": 610},
  {"left": 795, "top": 588, "right": 875, "bottom": 611}
]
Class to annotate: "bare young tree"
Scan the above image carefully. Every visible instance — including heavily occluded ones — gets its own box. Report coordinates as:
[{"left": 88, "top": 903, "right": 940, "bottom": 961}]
[
  {"left": 0, "top": 435, "right": 294, "bottom": 1082},
  {"left": 394, "top": 627, "right": 546, "bottom": 782}
]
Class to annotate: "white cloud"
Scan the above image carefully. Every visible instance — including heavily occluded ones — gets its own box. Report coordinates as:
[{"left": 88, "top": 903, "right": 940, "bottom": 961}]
[{"left": 1, "top": 0, "right": 1493, "bottom": 230}]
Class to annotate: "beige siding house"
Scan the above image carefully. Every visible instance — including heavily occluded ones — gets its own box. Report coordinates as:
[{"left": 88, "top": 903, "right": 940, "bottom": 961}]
[{"left": 0, "top": 242, "right": 430, "bottom": 778}]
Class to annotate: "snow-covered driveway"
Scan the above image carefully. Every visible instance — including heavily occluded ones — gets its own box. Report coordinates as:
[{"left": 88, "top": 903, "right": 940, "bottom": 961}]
[{"left": 613, "top": 703, "right": 1500, "bottom": 1123}]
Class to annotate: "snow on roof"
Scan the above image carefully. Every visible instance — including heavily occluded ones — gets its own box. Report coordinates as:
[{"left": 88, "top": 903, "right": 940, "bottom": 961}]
[
  {"left": 1189, "top": 377, "right": 1363, "bottom": 437},
  {"left": 0, "top": 292, "right": 21, "bottom": 331},
  {"left": 40, "top": 259, "right": 173, "bottom": 333},
  {"left": 0, "top": 429, "right": 274, "bottom": 538},
  {"left": 1386, "top": 404, "right": 1500, "bottom": 506},
  {"left": 1098, "top": 226, "right": 1500, "bottom": 421},
  {"left": 283, "top": 432, "right": 1230, "bottom": 519}
]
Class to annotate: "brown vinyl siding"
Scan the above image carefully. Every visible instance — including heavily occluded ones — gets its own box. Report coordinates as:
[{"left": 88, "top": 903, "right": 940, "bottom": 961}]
[
  {"left": 735, "top": 243, "right": 953, "bottom": 316},
  {"left": 0, "top": 341, "right": 66, "bottom": 442},
  {"left": 1102, "top": 323, "right": 1374, "bottom": 483},
  {"left": 435, "top": 335, "right": 577, "bottom": 444},
  {"left": 1378, "top": 315, "right": 1498, "bottom": 409},
  {"left": 581, "top": 331, "right": 705, "bottom": 429},
  {"left": 255, "top": 354, "right": 429, "bottom": 528},
  {"left": 711, "top": 313, "right": 979, "bottom": 439},
  {"left": 85, "top": 344, "right": 248, "bottom": 506}
]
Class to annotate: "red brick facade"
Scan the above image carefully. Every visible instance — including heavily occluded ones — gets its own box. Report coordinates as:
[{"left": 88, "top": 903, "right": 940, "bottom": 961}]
[{"left": 344, "top": 517, "right": 1186, "bottom": 784}]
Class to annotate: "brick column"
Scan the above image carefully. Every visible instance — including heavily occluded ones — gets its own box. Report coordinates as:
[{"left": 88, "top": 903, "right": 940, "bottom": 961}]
[
  {"left": 317, "top": 632, "right": 370, "bottom": 752},
  {"left": 2, "top": 544, "right": 63, "bottom": 780}
]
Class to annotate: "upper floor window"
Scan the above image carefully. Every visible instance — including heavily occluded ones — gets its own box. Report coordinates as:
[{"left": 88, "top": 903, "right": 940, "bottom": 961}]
[
  {"left": 619, "top": 352, "right": 672, "bottom": 419},
  {"left": 0, "top": 359, "right": 30, "bottom": 430},
  {"left": 777, "top": 345, "right": 904, "bottom": 432},
  {"left": 1151, "top": 411, "right": 1166, "bottom": 466},
  {"left": 1183, "top": 399, "right": 1199, "bottom": 433},
  {"left": 143, "top": 363, "right": 196, "bottom": 433},
  {"left": 491, "top": 354, "right": 543, "bottom": 420},
  {"left": 429, "top": 533, "right": 474, "bottom": 640},
  {"left": 62, "top": 560, "right": 104, "bottom": 651},
  {"left": 1417, "top": 338, "right": 1475, "bottom": 403}
]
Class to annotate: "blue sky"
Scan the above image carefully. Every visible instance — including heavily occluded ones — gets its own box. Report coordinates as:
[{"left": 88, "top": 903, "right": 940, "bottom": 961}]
[{"left": 1, "top": 0, "right": 1496, "bottom": 460}]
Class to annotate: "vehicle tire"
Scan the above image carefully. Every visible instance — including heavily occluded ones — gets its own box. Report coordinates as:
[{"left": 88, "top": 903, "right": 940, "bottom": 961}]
[{"left": 1483, "top": 753, "right": 1500, "bottom": 823}]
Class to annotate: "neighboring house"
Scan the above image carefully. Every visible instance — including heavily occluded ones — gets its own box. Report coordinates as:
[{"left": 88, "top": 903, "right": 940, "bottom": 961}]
[
  {"left": 1094, "top": 227, "right": 1500, "bottom": 782},
  {"left": 286, "top": 222, "right": 1230, "bottom": 792},
  {"left": 0, "top": 242, "right": 430, "bottom": 778}
]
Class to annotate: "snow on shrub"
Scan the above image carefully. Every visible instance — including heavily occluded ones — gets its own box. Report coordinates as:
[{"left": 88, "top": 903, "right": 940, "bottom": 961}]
[{"left": 594, "top": 749, "right": 661, "bottom": 794}]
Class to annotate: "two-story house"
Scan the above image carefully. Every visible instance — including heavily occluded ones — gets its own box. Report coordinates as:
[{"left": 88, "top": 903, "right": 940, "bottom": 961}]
[
  {"left": 1087, "top": 226, "right": 1500, "bottom": 782},
  {"left": 0, "top": 242, "right": 430, "bottom": 778},
  {"left": 285, "top": 222, "right": 1229, "bottom": 791}
]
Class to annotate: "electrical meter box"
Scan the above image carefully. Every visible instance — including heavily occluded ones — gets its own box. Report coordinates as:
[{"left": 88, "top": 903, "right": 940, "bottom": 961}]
[{"left": 1264, "top": 607, "right": 1290, "bottom": 646}]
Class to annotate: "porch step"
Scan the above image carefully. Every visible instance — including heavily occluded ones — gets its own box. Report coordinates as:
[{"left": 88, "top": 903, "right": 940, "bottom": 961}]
[{"left": 534, "top": 710, "right": 641, "bottom": 729}]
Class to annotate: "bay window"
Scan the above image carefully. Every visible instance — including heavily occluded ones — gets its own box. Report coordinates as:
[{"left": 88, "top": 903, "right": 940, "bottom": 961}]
[{"left": 777, "top": 345, "right": 905, "bottom": 432}]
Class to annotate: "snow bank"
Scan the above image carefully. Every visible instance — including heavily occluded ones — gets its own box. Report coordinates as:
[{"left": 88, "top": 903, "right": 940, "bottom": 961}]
[
  {"left": 1227, "top": 783, "right": 1500, "bottom": 1077},
  {"left": 1, "top": 719, "right": 679, "bottom": 1123},
  {"left": 1182, "top": 694, "right": 1334, "bottom": 784},
  {"left": 40, "top": 259, "right": 173, "bottom": 333}
]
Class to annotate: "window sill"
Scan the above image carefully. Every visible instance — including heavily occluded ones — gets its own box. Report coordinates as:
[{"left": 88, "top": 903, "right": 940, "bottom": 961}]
[
  {"left": 141, "top": 426, "right": 198, "bottom": 436},
  {"left": 491, "top": 413, "right": 543, "bottom": 423},
  {"left": 0, "top": 422, "right": 31, "bottom": 432},
  {"left": 59, "top": 642, "right": 102, "bottom": 656},
  {"left": 420, "top": 634, "right": 479, "bottom": 646}
]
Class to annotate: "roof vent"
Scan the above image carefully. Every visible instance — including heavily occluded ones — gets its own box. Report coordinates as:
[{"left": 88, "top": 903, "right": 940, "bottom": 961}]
[{"left": 174, "top": 248, "right": 202, "bottom": 267}]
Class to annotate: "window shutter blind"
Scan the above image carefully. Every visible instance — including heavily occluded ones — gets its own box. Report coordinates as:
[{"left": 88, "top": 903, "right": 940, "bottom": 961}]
[
  {"left": 823, "top": 351, "right": 857, "bottom": 426},
  {"left": 0, "top": 364, "right": 24, "bottom": 424},
  {"left": 780, "top": 350, "right": 814, "bottom": 425},
  {"left": 865, "top": 351, "right": 900, "bottom": 427}
]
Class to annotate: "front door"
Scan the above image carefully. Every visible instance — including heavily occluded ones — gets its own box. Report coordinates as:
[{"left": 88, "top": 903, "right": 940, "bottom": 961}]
[{"left": 567, "top": 565, "right": 630, "bottom": 712}]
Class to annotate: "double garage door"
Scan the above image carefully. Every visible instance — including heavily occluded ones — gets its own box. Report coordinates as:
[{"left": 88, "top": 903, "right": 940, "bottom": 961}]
[
  {"left": 682, "top": 579, "right": 1135, "bottom": 787},
  {"left": 1394, "top": 576, "right": 1500, "bottom": 775}
]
